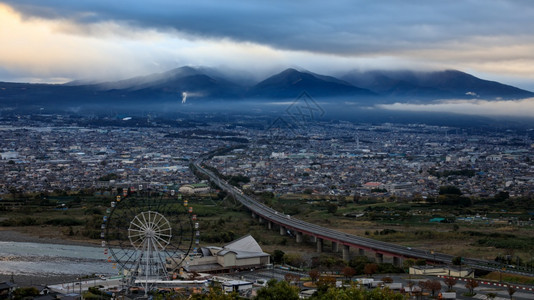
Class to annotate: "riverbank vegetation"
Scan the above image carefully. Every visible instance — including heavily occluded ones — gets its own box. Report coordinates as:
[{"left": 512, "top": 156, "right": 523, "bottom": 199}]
[{"left": 1, "top": 188, "right": 533, "bottom": 271}]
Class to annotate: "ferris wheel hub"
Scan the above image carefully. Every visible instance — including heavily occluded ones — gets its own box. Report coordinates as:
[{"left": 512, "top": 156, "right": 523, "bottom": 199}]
[{"left": 128, "top": 211, "right": 172, "bottom": 250}]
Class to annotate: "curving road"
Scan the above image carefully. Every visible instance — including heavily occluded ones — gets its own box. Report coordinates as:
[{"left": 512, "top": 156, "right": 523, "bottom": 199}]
[{"left": 192, "top": 160, "right": 533, "bottom": 277}]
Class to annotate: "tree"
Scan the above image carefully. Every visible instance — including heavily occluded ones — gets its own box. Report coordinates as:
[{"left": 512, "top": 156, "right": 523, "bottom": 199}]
[
  {"left": 284, "top": 273, "right": 300, "bottom": 285},
  {"left": 254, "top": 279, "right": 299, "bottom": 300},
  {"left": 437, "top": 194, "right": 471, "bottom": 206},
  {"left": 486, "top": 292, "right": 497, "bottom": 299},
  {"left": 415, "top": 258, "right": 427, "bottom": 266},
  {"left": 272, "top": 250, "right": 285, "bottom": 264},
  {"left": 316, "top": 276, "right": 337, "bottom": 294},
  {"left": 363, "top": 263, "right": 378, "bottom": 277},
  {"left": 326, "top": 203, "right": 337, "bottom": 214},
  {"left": 313, "top": 283, "right": 405, "bottom": 300},
  {"left": 84, "top": 287, "right": 112, "bottom": 299},
  {"left": 507, "top": 285, "right": 517, "bottom": 299},
  {"left": 309, "top": 269, "right": 320, "bottom": 283},
  {"left": 217, "top": 190, "right": 228, "bottom": 200},
  {"left": 191, "top": 284, "right": 239, "bottom": 300},
  {"left": 403, "top": 258, "right": 416, "bottom": 269},
  {"left": 12, "top": 287, "right": 40, "bottom": 300},
  {"left": 284, "top": 253, "right": 304, "bottom": 268},
  {"left": 439, "top": 185, "right": 462, "bottom": 195},
  {"left": 426, "top": 280, "right": 442, "bottom": 297},
  {"left": 494, "top": 191, "right": 510, "bottom": 202},
  {"left": 418, "top": 281, "right": 428, "bottom": 297},
  {"left": 228, "top": 174, "right": 250, "bottom": 186},
  {"left": 316, "top": 255, "right": 344, "bottom": 271},
  {"left": 378, "top": 262, "right": 404, "bottom": 274},
  {"left": 421, "top": 280, "right": 443, "bottom": 296},
  {"left": 465, "top": 279, "right": 479, "bottom": 295},
  {"left": 342, "top": 266, "right": 356, "bottom": 281},
  {"left": 348, "top": 255, "right": 370, "bottom": 274},
  {"left": 452, "top": 256, "right": 462, "bottom": 266},
  {"left": 443, "top": 277, "right": 458, "bottom": 291},
  {"left": 381, "top": 276, "right": 393, "bottom": 283}
]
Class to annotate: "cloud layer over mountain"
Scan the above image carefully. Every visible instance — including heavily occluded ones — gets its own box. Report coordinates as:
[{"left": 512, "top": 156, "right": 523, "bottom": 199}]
[{"left": 1, "top": 1, "right": 534, "bottom": 90}]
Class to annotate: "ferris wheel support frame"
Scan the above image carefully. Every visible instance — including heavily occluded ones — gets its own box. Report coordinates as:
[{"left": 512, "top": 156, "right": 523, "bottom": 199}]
[{"left": 102, "top": 189, "right": 196, "bottom": 297}]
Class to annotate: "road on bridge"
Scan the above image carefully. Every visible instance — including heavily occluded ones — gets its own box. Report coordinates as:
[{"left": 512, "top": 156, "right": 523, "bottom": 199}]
[{"left": 193, "top": 160, "right": 533, "bottom": 278}]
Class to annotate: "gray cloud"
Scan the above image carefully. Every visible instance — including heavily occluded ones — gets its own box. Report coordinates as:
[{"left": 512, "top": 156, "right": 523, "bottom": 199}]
[
  {"left": 2, "top": 0, "right": 534, "bottom": 91},
  {"left": 379, "top": 98, "right": 534, "bottom": 118},
  {"left": 4, "top": 0, "right": 534, "bottom": 56}
]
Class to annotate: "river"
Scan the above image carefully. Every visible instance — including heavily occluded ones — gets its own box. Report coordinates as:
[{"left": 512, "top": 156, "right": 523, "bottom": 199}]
[{"left": 0, "top": 241, "right": 117, "bottom": 277}]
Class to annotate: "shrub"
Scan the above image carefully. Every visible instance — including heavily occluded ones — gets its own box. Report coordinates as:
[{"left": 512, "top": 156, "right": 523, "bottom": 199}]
[{"left": 45, "top": 218, "right": 83, "bottom": 226}]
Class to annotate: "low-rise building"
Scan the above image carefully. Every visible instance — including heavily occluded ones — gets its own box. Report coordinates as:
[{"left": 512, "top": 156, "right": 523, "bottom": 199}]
[
  {"left": 168, "top": 235, "right": 270, "bottom": 273},
  {"left": 179, "top": 183, "right": 210, "bottom": 194},
  {"left": 409, "top": 265, "right": 473, "bottom": 278}
]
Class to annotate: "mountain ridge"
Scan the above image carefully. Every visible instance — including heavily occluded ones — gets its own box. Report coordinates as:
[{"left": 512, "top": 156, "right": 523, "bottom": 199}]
[
  {"left": 0, "top": 66, "right": 532, "bottom": 111},
  {"left": 341, "top": 69, "right": 534, "bottom": 100},
  {"left": 246, "top": 68, "right": 376, "bottom": 99}
]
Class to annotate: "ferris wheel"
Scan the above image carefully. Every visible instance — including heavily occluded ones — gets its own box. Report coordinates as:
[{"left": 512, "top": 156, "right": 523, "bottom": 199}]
[{"left": 101, "top": 188, "right": 197, "bottom": 294}]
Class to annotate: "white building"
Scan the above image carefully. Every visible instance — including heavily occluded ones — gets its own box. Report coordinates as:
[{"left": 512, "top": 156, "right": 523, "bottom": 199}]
[
  {"left": 168, "top": 235, "right": 270, "bottom": 273},
  {"left": 0, "top": 151, "right": 18, "bottom": 160},
  {"left": 179, "top": 183, "right": 210, "bottom": 194}
]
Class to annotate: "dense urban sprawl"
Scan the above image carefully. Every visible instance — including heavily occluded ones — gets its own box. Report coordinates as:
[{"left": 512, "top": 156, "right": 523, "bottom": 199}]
[{"left": 1, "top": 115, "right": 533, "bottom": 200}]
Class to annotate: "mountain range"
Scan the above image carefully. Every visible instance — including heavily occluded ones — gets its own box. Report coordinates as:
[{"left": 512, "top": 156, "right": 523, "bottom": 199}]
[
  {"left": 1, "top": 66, "right": 533, "bottom": 110},
  {"left": 341, "top": 69, "right": 533, "bottom": 100}
]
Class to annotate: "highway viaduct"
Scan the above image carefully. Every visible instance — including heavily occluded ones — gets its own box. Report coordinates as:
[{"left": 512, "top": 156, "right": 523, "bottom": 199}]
[
  {"left": 193, "top": 160, "right": 448, "bottom": 266},
  {"left": 192, "top": 160, "right": 534, "bottom": 276}
]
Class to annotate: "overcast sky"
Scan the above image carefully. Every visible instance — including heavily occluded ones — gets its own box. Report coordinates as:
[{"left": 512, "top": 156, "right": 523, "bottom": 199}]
[{"left": 1, "top": 0, "right": 534, "bottom": 91}]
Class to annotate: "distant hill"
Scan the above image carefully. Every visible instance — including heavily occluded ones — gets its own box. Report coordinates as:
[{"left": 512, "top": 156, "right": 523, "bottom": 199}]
[
  {"left": 92, "top": 66, "right": 245, "bottom": 100},
  {"left": 1, "top": 67, "right": 533, "bottom": 112},
  {"left": 341, "top": 69, "right": 534, "bottom": 100},
  {"left": 247, "top": 68, "right": 375, "bottom": 99},
  {"left": 0, "top": 66, "right": 245, "bottom": 109}
]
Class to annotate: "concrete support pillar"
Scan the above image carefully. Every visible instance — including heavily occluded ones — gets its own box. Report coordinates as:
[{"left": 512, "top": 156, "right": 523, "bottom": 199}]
[
  {"left": 251, "top": 212, "right": 256, "bottom": 219},
  {"left": 393, "top": 256, "right": 401, "bottom": 267},
  {"left": 375, "top": 253, "right": 384, "bottom": 264},
  {"left": 310, "top": 236, "right": 317, "bottom": 243},
  {"left": 258, "top": 217, "right": 264, "bottom": 224},
  {"left": 267, "top": 221, "right": 272, "bottom": 230},
  {"left": 280, "top": 226, "right": 285, "bottom": 236},
  {"left": 342, "top": 245, "right": 350, "bottom": 262},
  {"left": 332, "top": 242, "right": 339, "bottom": 253},
  {"left": 358, "top": 248, "right": 365, "bottom": 256},
  {"left": 296, "top": 232, "right": 303, "bottom": 243},
  {"left": 316, "top": 238, "right": 323, "bottom": 253}
]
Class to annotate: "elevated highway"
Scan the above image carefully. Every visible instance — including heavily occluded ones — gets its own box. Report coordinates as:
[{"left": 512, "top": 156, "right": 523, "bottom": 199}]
[{"left": 192, "top": 161, "right": 533, "bottom": 276}]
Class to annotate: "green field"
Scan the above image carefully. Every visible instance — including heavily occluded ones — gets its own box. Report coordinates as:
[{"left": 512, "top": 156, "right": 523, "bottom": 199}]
[{"left": 1, "top": 190, "right": 533, "bottom": 270}]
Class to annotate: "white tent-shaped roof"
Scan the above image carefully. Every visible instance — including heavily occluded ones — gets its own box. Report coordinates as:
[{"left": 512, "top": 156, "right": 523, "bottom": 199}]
[{"left": 224, "top": 234, "right": 264, "bottom": 253}]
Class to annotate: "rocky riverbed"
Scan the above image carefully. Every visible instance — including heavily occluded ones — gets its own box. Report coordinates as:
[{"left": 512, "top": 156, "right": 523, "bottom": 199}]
[{"left": 0, "top": 229, "right": 106, "bottom": 287}]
